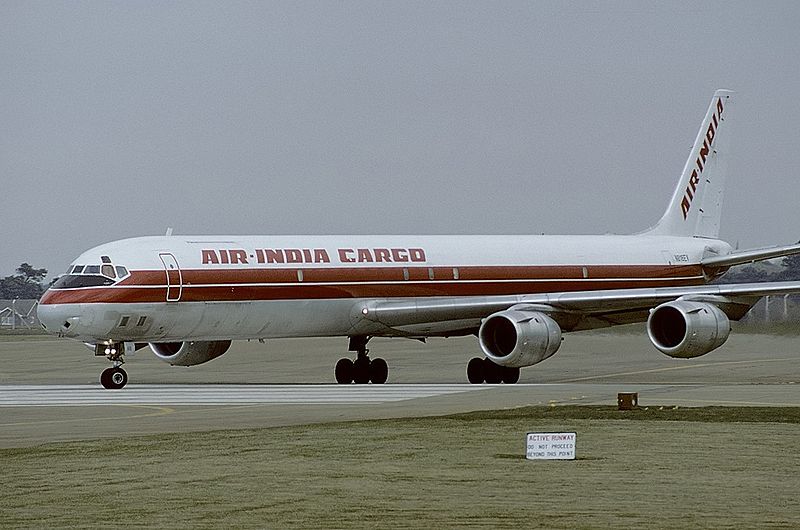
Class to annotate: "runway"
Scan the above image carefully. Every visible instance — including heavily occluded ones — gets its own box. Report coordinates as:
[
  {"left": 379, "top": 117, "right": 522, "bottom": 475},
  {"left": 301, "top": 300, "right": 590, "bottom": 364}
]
[
  {"left": 0, "top": 384, "right": 490, "bottom": 406},
  {"left": 2, "top": 382, "right": 799, "bottom": 407},
  {"left": 1, "top": 331, "right": 798, "bottom": 447}
]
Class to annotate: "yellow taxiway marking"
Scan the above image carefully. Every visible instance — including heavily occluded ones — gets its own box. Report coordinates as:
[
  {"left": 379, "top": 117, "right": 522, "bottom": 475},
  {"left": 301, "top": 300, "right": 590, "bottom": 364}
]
[
  {"left": 0, "top": 403, "right": 282, "bottom": 429},
  {"left": 0, "top": 405, "right": 176, "bottom": 428}
]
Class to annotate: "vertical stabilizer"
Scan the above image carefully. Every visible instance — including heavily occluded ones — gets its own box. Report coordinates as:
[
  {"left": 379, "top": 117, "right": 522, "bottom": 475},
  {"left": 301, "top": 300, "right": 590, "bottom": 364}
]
[{"left": 647, "top": 90, "right": 733, "bottom": 238}]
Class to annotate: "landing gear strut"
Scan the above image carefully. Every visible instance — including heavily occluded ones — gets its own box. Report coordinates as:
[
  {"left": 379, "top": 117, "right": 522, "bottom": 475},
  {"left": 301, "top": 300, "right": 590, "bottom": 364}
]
[
  {"left": 335, "top": 336, "right": 388, "bottom": 384},
  {"left": 467, "top": 357, "right": 519, "bottom": 384},
  {"left": 96, "top": 342, "right": 128, "bottom": 389}
]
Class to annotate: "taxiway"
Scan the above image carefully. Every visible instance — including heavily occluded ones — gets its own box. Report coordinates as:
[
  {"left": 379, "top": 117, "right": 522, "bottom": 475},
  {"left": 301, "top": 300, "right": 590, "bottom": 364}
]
[{"left": 1, "top": 329, "right": 798, "bottom": 447}]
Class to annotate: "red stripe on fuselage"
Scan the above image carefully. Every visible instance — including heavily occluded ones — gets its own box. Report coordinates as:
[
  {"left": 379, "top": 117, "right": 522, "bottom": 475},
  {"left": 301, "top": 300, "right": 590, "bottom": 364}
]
[
  {"left": 40, "top": 264, "right": 705, "bottom": 305},
  {"left": 114, "top": 264, "right": 699, "bottom": 285}
]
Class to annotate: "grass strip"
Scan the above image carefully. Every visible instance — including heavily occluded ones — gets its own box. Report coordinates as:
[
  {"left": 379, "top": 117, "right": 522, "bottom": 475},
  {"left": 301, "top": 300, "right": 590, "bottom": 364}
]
[
  {"left": 440, "top": 404, "right": 800, "bottom": 424},
  {"left": 2, "top": 406, "right": 799, "bottom": 529}
]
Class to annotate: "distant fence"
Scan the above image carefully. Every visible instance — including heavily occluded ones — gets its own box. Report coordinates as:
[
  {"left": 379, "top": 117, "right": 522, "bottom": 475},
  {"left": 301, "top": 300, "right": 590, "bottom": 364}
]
[
  {"left": 741, "top": 295, "right": 800, "bottom": 326},
  {"left": 0, "top": 299, "right": 40, "bottom": 329}
]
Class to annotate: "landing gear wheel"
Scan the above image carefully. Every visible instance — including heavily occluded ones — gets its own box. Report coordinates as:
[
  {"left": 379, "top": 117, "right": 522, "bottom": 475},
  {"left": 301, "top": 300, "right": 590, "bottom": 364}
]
[
  {"left": 467, "top": 357, "right": 485, "bottom": 384},
  {"left": 335, "top": 358, "right": 354, "bottom": 384},
  {"left": 369, "top": 358, "right": 388, "bottom": 384},
  {"left": 483, "top": 359, "right": 503, "bottom": 384},
  {"left": 352, "top": 357, "right": 371, "bottom": 384},
  {"left": 101, "top": 367, "right": 128, "bottom": 389},
  {"left": 100, "top": 368, "right": 112, "bottom": 389},
  {"left": 335, "top": 337, "right": 390, "bottom": 384},
  {"left": 501, "top": 366, "right": 520, "bottom": 384},
  {"left": 466, "top": 358, "right": 520, "bottom": 384}
]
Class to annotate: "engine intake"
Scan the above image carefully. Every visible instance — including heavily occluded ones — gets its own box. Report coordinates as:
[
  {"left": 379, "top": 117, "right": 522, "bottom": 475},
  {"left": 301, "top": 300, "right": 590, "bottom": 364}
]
[
  {"left": 478, "top": 310, "right": 562, "bottom": 368},
  {"left": 149, "top": 340, "right": 232, "bottom": 366},
  {"left": 647, "top": 300, "right": 730, "bottom": 358}
]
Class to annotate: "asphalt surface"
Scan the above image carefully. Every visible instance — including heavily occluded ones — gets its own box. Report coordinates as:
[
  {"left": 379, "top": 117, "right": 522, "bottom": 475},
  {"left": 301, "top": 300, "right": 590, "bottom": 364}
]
[{"left": 1, "top": 327, "right": 798, "bottom": 447}]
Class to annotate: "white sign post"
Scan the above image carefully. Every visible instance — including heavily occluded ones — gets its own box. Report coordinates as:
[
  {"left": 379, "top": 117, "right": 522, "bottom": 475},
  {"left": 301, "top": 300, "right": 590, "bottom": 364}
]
[{"left": 526, "top": 432, "right": 576, "bottom": 460}]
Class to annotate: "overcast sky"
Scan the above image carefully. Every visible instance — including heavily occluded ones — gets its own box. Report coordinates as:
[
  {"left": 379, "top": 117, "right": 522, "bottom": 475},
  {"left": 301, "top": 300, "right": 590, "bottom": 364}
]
[{"left": 2, "top": 1, "right": 800, "bottom": 278}]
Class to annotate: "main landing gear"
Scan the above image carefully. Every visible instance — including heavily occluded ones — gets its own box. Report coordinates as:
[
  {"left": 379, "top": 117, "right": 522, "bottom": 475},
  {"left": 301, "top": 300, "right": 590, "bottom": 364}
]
[
  {"left": 466, "top": 357, "right": 520, "bottom": 384},
  {"left": 335, "top": 336, "right": 388, "bottom": 384},
  {"left": 96, "top": 342, "right": 128, "bottom": 390}
]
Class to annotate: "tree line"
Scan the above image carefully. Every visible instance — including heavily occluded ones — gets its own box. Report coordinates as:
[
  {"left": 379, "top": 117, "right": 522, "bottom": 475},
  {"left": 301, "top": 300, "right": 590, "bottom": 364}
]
[
  {"left": 714, "top": 254, "right": 800, "bottom": 284},
  {"left": 0, "top": 263, "right": 49, "bottom": 299}
]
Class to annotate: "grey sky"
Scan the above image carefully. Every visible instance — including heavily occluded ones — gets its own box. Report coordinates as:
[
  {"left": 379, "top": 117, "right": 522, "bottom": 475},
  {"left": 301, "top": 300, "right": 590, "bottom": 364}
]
[{"left": 2, "top": 1, "right": 799, "bottom": 278}]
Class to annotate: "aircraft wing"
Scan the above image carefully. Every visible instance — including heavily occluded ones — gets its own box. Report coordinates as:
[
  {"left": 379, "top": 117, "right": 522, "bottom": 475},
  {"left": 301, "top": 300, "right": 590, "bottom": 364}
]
[{"left": 359, "top": 281, "right": 800, "bottom": 335}]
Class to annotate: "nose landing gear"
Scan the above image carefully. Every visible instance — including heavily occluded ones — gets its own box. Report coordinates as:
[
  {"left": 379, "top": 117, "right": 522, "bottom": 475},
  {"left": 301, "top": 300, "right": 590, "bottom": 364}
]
[{"left": 95, "top": 343, "right": 128, "bottom": 389}]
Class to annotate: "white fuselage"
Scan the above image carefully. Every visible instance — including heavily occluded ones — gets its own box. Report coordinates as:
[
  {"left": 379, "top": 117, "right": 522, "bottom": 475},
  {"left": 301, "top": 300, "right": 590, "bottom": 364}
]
[{"left": 37, "top": 234, "right": 730, "bottom": 343}]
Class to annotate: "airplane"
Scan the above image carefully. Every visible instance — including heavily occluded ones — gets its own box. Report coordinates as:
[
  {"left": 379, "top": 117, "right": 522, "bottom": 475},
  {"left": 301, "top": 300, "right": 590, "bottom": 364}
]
[{"left": 37, "top": 89, "right": 800, "bottom": 389}]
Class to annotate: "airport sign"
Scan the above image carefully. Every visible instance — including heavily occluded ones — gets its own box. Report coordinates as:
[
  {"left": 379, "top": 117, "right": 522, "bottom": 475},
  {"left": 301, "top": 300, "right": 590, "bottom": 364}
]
[{"left": 526, "top": 432, "right": 576, "bottom": 460}]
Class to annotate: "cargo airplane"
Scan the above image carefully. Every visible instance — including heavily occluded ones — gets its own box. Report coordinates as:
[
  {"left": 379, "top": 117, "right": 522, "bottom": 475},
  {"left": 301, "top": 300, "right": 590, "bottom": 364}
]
[{"left": 38, "top": 90, "right": 800, "bottom": 389}]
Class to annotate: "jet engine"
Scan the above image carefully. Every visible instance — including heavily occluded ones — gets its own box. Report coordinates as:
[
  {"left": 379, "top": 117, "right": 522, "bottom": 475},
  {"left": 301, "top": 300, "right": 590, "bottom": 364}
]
[
  {"left": 647, "top": 300, "right": 730, "bottom": 359},
  {"left": 149, "top": 340, "right": 232, "bottom": 366},
  {"left": 478, "top": 310, "right": 562, "bottom": 368}
]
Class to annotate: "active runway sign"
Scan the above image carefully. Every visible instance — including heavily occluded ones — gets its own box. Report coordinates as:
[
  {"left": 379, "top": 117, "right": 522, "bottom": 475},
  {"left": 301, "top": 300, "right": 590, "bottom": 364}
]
[{"left": 526, "top": 432, "right": 576, "bottom": 460}]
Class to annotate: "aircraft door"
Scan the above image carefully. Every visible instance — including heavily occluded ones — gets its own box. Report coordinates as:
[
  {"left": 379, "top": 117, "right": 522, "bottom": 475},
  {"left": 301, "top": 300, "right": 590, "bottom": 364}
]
[{"left": 159, "top": 253, "right": 183, "bottom": 302}]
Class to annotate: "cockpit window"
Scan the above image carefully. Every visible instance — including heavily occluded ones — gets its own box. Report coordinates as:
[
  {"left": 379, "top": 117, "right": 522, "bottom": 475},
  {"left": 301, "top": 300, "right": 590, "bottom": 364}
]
[
  {"left": 53, "top": 259, "right": 131, "bottom": 289},
  {"left": 101, "top": 264, "right": 116, "bottom": 278},
  {"left": 51, "top": 275, "right": 115, "bottom": 289}
]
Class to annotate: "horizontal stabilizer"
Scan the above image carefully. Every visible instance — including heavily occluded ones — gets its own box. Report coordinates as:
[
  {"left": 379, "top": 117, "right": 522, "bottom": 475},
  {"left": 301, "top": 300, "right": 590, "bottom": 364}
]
[{"left": 702, "top": 243, "right": 800, "bottom": 269}]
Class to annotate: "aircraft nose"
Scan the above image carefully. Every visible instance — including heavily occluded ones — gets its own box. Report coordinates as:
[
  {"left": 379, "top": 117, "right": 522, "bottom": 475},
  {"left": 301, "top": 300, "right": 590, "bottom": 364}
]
[{"left": 37, "top": 302, "right": 80, "bottom": 337}]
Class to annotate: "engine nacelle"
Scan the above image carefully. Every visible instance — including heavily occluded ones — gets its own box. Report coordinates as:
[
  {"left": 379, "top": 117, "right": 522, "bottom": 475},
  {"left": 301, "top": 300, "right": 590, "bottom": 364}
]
[
  {"left": 478, "top": 310, "right": 562, "bottom": 368},
  {"left": 149, "top": 340, "right": 232, "bottom": 366},
  {"left": 647, "top": 301, "right": 730, "bottom": 359}
]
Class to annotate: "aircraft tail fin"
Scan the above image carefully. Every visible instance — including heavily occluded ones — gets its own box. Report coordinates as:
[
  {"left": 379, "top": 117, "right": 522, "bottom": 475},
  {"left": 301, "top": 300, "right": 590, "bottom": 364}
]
[{"left": 647, "top": 89, "right": 734, "bottom": 238}]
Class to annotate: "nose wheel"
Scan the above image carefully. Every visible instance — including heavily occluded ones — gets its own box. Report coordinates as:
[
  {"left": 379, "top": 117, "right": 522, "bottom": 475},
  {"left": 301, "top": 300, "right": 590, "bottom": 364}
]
[{"left": 100, "top": 366, "right": 128, "bottom": 389}]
